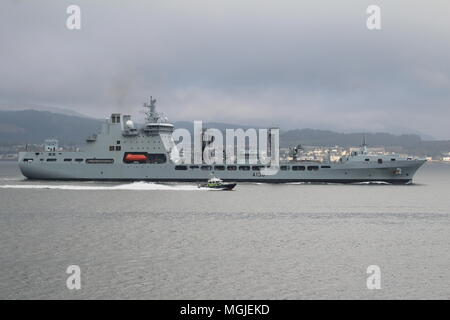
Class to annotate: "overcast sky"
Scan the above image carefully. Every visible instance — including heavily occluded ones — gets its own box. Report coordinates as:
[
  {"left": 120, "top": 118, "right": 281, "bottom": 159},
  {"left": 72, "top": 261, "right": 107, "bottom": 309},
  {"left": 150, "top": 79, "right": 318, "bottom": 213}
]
[{"left": 1, "top": 0, "right": 449, "bottom": 139}]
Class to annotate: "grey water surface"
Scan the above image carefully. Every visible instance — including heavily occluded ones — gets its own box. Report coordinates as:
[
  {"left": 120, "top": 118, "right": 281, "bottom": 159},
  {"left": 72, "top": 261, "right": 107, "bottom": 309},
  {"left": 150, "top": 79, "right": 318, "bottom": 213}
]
[{"left": 0, "top": 161, "right": 449, "bottom": 299}]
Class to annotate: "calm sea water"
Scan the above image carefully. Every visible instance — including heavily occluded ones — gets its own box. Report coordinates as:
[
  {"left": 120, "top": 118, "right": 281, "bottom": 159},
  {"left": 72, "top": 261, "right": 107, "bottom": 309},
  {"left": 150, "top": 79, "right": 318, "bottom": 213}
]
[{"left": 0, "top": 161, "right": 449, "bottom": 299}]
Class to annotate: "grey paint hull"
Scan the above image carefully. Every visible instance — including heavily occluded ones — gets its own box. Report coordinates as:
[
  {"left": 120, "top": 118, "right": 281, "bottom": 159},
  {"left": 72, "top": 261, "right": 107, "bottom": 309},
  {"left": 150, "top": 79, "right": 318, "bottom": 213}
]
[{"left": 18, "top": 152, "right": 425, "bottom": 184}]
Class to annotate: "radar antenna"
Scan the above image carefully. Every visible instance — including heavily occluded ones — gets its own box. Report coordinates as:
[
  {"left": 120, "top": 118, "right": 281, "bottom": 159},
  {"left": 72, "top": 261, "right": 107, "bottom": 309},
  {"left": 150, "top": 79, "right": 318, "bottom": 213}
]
[{"left": 143, "top": 96, "right": 160, "bottom": 123}]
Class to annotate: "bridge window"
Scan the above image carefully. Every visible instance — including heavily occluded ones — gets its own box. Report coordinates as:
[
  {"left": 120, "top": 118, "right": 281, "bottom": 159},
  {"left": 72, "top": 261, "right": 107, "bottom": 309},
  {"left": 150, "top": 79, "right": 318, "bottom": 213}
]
[
  {"left": 292, "top": 166, "right": 305, "bottom": 171},
  {"left": 307, "top": 166, "right": 319, "bottom": 171},
  {"left": 46, "top": 159, "right": 57, "bottom": 162},
  {"left": 378, "top": 159, "right": 383, "bottom": 164},
  {"left": 175, "top": 165, "right": 188, "bottom": 170},
  {"left": 280, "top": 166, "right": 289, "bottom": 171},
  {"left": 75, "top": 159, "right": 84, "bottom": 162},
  {"left": 189, "top": 165, "right": 199, "bottom": 169},
  {"left": 23, "top": 158, "right": 33, "bottom": 162},
  {"left": 115, "top": 146, "right": 121, "bottom": 151},
  {"left": 321, "top": 165, "right": 331, "bottom": 168},
  {"left": 111, "top": 114, "right": 120, "bottom": 123},
  {"left": 201, "top": 165, "right": 212, "bottom": 171},
  {"left": 109, "top": 146, "right": 114, "bottom": 151},
  {"left": 365, "top": 158, "right": 370, "bottom": 161},
  {"left": 214, "top": 165, "right": 225, "bottom": 170},
  {"left": 64, "top": 159, "right": 72, "bottom": 162},
  {"left": 227, "top": 165, "right": 237, "bottom": 171},
  {"left": 252, "top": 166, "right": 263, "bottom": 171},
  {"left": 391, "top": 158, "right": 396, "bottom": 161},
  {"left": 239, "top": 166, "right": 250, "bottom": 171}
]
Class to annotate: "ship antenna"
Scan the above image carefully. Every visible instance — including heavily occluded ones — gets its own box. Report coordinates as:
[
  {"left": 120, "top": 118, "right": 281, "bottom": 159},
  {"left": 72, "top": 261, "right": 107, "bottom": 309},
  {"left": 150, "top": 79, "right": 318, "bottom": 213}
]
[
  {"left": 150, "top": 96, "right": 157, "bottom": 113},
  {"left": 143, "top": 96, "right": 159, "bottom": 123},
  {"left": 362, "top": 133, "right": 367, "bottom": 154}
]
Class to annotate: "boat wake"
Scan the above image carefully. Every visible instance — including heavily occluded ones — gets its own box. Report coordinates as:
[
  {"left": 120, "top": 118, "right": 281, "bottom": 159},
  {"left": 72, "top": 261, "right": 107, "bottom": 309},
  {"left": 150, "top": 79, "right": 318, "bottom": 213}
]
[
  {"left": 0, "top": 181, "right": 204, "bottom": 191},
  {"left": 352, "top": 181, "right": 391, "bottom": 185},
  {"left": 0, "top": 177, "right": 26, "bottom": 181}
]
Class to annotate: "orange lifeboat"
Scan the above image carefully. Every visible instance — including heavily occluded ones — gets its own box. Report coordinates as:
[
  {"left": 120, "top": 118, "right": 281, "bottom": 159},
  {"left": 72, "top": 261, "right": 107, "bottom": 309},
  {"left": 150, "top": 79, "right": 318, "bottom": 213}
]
[{"left": 125, "top": 154, "right": 148, "bottom": 162}]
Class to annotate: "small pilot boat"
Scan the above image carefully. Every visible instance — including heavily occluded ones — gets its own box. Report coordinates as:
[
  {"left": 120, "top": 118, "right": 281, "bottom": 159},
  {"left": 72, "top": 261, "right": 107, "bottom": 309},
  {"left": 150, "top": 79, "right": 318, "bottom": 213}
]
[{"left": 199, "top": 175, "right": 236, "bottom": 190}]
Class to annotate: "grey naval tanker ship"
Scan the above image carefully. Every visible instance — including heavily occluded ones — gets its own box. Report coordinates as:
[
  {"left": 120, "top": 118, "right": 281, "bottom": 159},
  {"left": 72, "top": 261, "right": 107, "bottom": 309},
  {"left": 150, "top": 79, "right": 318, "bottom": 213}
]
[{"left": 18, "top": 98, "right": 426, "bottom": 184}]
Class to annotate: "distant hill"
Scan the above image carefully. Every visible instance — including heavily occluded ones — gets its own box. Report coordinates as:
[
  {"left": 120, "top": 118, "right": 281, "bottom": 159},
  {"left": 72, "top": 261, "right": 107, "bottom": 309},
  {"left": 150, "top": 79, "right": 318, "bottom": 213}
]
[
  {"left": 174, "top": 121, "right": 260, "bottom": 133},
  {"left": 0, "top": 110, "right": 102, "bottom": 145},
  {"left": 279, "top": 129, "right": 422, "bottom": 148},
  {"left": 0, "top": 104, "right": 91, "bottom": 118},
  {"left": 174, "top": 122, "right": 423, "bottom": 148},
  {"left": 1, "top": 109, "right": 449, "bottom": 157}
]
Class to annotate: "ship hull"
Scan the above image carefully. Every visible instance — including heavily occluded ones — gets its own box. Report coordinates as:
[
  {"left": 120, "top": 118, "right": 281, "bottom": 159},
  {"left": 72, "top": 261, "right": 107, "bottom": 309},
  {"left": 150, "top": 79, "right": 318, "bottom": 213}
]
[{"left": 18, "top": 152, "right": 426, "bottom": 184}]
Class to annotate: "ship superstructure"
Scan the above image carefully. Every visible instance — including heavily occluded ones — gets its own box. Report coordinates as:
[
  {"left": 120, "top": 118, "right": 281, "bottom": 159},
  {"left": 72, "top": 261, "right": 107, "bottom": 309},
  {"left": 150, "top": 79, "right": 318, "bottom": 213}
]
[{"left": 18, "top": 98, "right": 426, "bottom": 184}]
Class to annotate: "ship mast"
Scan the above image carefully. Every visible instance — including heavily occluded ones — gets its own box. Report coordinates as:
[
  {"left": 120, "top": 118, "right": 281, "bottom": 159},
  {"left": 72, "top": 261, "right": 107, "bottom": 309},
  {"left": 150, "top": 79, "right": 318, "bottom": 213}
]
[
  {"left": 143, "top": 96, "right": 159, "bottom": 123},
  {"left": 361, "top": 133, "right": 368, "bottom": 155}
]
